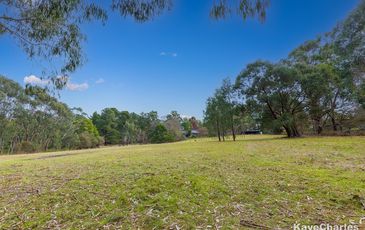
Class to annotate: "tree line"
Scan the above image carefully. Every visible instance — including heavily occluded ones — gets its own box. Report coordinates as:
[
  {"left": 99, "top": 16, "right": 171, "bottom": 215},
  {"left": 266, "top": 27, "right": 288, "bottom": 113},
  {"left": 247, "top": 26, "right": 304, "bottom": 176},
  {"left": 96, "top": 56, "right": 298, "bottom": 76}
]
[
  {"left": 91, "top": 109, "right": 204, "bottom": 145},
  {"left": 0, "top": 77, "right": 204, "bottom": 154},
  {"left": 204, "top": 1, "right": 365, "bottom": 139},
  {"left": 0, "top": 76, "right": 104, "bottom": 154}
]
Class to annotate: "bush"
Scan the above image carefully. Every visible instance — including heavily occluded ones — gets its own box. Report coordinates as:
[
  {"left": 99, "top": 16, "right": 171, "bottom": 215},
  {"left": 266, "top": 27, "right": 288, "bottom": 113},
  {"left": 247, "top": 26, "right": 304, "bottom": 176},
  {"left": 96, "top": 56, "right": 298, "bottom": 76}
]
[
  {"left": 97, "top": 136, "right": 105, "bottom": 147},
  {"left": 148, "top": 124, "right": 175, "bottom": 143},
  {"left": 16, "top": 141, "right": 36, "bottom": 153},
  {"left": 78, "top": 132, "right": 93, "bottom": 149}
]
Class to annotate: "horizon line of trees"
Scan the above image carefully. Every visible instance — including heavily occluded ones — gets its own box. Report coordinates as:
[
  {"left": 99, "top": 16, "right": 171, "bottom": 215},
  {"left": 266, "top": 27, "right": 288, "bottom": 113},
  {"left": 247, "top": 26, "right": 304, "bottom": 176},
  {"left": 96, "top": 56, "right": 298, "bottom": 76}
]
[
  {"left": 91, "top": 109, "right": 205, "bottom": 146},
  {"left": 0, "top": 76, "right": 105, "bottom": 154},
  {"left": 204, "top": 1, "right": 365, "bottom": 139},
  {"left": 0, "top": 76, "right": 205, "bottom": 154}
]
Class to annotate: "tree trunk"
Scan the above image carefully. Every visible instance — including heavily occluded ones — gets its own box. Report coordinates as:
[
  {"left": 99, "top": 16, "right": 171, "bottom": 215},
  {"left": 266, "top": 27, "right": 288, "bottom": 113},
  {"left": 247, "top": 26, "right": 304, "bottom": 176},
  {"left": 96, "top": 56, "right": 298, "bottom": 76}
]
[
  {"left": 232, "top": 127, "right": 236, "bottom": 141},
  {"left": 45, "top": 141, "right": 49, "bottom": 151},
  {"left": 0, "top": 138, "right": 3, "bottom": 154},
  {"left": 331, "top": 116, "right": 337, "bottom": 131},
  {"left": 313, "top": 119, "right": 323, "bottom": 135},
  {"left": 283, "top": 125, "right": 292, "bottom": 137},
  {"left": 216, "top": 119, "right": 221, "bottom": 142},
  {"left": 317, "top": 126, "right": 323, "bottom": 135},
  {"left": 292, "top": 125, "right": 301, "bottom": 137},
  {"left": 330, "top": 90, "right": 339, "bottom": 132},
  {"left": 231, "top": 116, "right": 236, "bottom": 141},
  {"left": 9, "top": 140, "right": 15, "bottom": 154},
  {"left": 283, "top": 124, "right": 301, "bottom": 138}
]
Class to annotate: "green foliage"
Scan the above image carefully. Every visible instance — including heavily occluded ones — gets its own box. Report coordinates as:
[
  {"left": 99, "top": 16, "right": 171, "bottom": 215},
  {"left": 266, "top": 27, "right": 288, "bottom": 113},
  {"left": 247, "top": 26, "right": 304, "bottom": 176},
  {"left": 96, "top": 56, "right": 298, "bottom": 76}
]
[
  {"left": 76, "top": 116, "right": 99, "bottom": 136},
  {"left": 204, "top": 78, "right": 240, "bottom": 141},
  {"left": 210, "top": 0, "right": 269, "bottom": 22},
  {"left": 148, "top": 124, "right": 175, "bottom": 143},
  {"left": 92, "top": 108, "right": 121, "bottom": 145},
  {"left": 0, "top": 1, "right": 108, "bottom": 87},
  {"left": 78, "top": 132, "right": 100, "bottom": 149},
  {"left": 235, "top": 61, "right": 304, "bottom": 137},
  {"left": 0, "top": 75, "right": 102, "bottom": 154},
  {"left": 181, "top": 118, "right": 192, "bottom": 136},
  {"left": 359, "top": 83, "right": 365, "bottom": 108},
  {"left": 75, "top": 116, "right": 103, "bottom": 148},
  {"left": 16, "top": 141, "right": 36, "bottom": 153},
  {"left": 330, "top": 0, "right": 365, "bottom": 74},
  {"left": 207, "top": 1, "right": 365, "bottom": 137},
  {"left": 164, "top": 111, "right": 184, "bottom": 141},
  {"left": 91, "top": 109, "right": 190, "bottom": 145},
  {"left": 111, "top": 0, "right": 173, "bottom": 22},
  {"left": 0, "top": 0, "right": 269, "bottom": 88}
]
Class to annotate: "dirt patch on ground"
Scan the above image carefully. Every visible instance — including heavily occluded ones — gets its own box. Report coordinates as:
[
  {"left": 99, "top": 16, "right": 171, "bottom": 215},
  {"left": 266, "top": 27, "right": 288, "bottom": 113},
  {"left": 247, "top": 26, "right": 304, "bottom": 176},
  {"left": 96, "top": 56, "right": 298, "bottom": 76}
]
[
  {"left": 34, "top": 153, "right": 74, "bottom": 159},
  {"left": 25, "top": 148, "right": 105, "bottom": 160},
  {"left": 27, "top": 152, "right": 86, "bottom": 160}
]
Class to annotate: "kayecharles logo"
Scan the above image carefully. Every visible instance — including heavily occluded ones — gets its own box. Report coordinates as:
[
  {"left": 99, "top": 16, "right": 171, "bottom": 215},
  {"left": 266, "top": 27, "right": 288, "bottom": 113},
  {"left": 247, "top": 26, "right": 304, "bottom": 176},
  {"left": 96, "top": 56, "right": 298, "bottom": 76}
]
[{"left": 293, "top": 218, "right": 365, "bottom": 230}]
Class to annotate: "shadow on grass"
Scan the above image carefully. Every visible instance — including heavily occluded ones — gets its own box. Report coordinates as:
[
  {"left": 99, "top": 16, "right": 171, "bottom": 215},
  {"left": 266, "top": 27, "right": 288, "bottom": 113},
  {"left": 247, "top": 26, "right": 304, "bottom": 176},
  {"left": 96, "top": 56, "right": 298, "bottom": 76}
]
[
  {"left": 25, "top": 152, "right": 89, "bottom": 160},
  {"left": 211, "top": 135, "right": 289, "bottom": 143}
]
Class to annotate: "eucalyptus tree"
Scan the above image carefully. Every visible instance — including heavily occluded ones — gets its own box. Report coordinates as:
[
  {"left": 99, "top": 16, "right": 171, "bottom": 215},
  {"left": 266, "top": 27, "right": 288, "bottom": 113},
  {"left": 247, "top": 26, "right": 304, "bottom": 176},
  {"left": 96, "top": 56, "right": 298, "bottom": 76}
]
[
  {"left": 1, "top": 0, "right": 269, "bottom": 88},
  {"left": 212, "top": 88, "right": 230, "bottom": 141},
  {"left": 0, "top": 75, "right": 85, "bottom": 153},
  {"left": 92, "top": 108, "right": 121, "bottom": 145},
  {"left": 181, "top": 118, "right": 192, "bottom": 137},
  {"left": 125, "top": 112, "right": 140, "bottom": 144},
  {"left": 74, "top": 115, "right": 103, "bottom": 148},
  {"left": 0, "top": 76, "right": 27, "bottom": 153},
  {"left": 288, "top": 37, "right": 361, "bottom": 132},
  {"left": 203, "top": 79, "right": 239, "bottom": 141},
  {"left": 137, "top": 111, "right": 159, "bottom": 143},
  {"left": 148, "top": 123, "right": 174, "bottom": 144},
  {"left": 204, "top": 96, "right": 222, "bottom": 141},
  {"left": 323, "top": 1, "right": 365, "bottom": 128},
  {"left": 164, "top": 110, "right": 184, "bottom": 140},
  {"left": 330, "top": 0, "right": 365, "bottom": 75},
  {"left": 117, "top": 111, "right": 131, "bottom": 145},
  {"left": 91, "top": 109, "right": 166, "bottom": 145},
  {"left": 218, "top": 78, "right": 239, "bottom": 141},
  {"left": 236, "top": 61, "right": 305, "bottom": 137}
]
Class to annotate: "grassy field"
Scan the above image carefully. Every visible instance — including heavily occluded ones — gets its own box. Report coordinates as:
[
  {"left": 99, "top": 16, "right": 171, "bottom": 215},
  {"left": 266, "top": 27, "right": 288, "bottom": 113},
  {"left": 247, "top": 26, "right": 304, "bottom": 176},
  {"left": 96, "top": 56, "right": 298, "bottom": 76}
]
[{"left": 0, "top": 135, "right": 364, "bottom": 229}]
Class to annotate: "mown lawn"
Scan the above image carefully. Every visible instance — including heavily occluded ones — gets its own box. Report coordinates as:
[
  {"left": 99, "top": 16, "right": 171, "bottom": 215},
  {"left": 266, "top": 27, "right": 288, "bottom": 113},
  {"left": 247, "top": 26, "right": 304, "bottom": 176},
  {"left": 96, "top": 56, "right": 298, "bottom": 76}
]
[{"left": 0, "top": 135, "right": 364, "bottom": 229}]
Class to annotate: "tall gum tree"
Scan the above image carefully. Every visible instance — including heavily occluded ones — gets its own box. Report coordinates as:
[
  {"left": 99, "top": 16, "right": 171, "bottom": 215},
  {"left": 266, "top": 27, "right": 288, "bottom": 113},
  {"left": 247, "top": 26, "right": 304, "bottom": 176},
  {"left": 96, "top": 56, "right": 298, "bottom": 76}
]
[{"left": 235, "top": 61, "right": 305, "bottom": 137}]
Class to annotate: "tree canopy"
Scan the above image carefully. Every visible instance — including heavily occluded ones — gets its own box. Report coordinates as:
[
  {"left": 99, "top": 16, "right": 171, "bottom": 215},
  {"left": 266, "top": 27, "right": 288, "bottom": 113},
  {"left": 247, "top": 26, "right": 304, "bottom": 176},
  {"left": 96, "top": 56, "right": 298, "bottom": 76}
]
[
  {"left": 204, "top": 0, "right": 365, "bottom": 138},
  {"left": 0, "top": 0, "right": 269, "bottom": 88},
  {"left": 0, "top": 75, "right": 103, "bottom": 153},
  {"left": 1, "top": 74, "right": 205, "bottom": 154}
]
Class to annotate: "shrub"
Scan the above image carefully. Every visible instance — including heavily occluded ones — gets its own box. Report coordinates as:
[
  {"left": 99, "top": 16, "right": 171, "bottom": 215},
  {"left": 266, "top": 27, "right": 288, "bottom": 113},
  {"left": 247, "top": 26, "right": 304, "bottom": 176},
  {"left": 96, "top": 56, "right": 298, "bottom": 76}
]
[
  {"left": 148, "top": 124, "right": 175, "bottom": 143},
  {"left": 78, "top": 132, "right": 93, "bottom": 149},
  {"left": 97, "top": 136, "right": 105, "bottom": 147},
  {"left": 17, "top": 141, "right": 36, "bottom": 153}
]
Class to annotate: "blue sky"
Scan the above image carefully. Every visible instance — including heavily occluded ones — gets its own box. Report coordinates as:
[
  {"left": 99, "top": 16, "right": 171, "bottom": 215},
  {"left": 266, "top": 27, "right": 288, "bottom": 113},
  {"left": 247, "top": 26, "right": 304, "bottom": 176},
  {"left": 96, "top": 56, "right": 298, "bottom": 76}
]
[{"left": 0, "top": 0, "right": 360, "bottom": 119}]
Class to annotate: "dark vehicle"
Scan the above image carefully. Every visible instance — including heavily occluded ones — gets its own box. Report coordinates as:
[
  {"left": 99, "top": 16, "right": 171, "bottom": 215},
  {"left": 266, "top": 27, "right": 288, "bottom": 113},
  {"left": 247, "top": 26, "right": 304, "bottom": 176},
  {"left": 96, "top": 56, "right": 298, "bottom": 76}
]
[{"left": 243, "top": 130, "right": 262, "bottom": 135}]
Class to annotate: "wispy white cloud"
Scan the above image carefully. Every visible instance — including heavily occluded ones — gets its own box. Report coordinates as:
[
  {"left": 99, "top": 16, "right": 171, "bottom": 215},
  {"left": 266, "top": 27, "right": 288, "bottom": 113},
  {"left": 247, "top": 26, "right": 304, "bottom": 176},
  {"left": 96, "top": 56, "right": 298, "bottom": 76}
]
[
  {"left": 23, "top": 75, "right": 88, "bottom": 91},
  {"left": 95, "top": 78, "right": 105, "bottom": 84},
  {"left": 160, "top": 51, "right": 177, "bottom": 57},
  {"left": 24, "top": 75, "right": 50, "bottom": 86},
  {"left": 66, "top": 82, "right": 89, "bottom": 91}
]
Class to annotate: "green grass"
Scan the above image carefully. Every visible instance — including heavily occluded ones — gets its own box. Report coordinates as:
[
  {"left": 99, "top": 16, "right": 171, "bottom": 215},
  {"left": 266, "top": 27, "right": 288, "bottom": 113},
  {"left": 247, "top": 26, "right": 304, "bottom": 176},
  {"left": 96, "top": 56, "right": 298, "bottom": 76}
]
[{"left": 1, "top": 135, "right": 364, "bottom": 229}]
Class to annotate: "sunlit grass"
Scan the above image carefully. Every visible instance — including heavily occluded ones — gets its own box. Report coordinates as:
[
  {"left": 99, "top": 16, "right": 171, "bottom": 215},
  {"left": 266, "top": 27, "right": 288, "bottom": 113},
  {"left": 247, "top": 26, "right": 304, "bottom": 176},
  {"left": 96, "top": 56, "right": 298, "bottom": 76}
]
[{"left": 1, "top": 135, "right": 364, "bottom": 229}]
